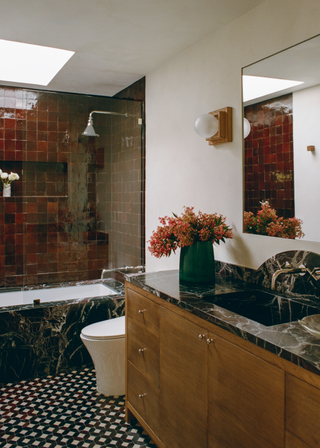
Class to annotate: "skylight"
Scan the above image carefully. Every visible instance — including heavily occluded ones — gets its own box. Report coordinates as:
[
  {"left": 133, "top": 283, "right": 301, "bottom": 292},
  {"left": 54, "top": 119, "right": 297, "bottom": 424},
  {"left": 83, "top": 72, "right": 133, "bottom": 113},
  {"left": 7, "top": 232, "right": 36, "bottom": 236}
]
[
  {"left": 242, "top": 75, "right": 304, "bottom": 103},
  {"left": 0, "top": 39, "right": 75, "bottom": 86}
]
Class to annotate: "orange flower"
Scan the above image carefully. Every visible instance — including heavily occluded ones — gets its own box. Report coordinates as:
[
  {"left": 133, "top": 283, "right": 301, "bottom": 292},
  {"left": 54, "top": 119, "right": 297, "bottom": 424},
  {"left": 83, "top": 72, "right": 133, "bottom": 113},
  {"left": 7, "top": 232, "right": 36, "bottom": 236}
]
[
  {"left": 148, "top": 206, "right": 233, "bottom": 258},
  {"left": 244, "top": 202, "right": 304, "bottom": 239}
]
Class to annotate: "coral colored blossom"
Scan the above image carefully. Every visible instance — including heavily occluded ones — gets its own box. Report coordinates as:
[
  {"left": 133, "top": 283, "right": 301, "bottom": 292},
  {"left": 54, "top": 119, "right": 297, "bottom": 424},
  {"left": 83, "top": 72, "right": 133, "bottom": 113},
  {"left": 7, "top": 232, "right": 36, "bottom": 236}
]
[
  {"left": 244, "top": 202, "right": 304, "bottom": 239},
  {"left": 148, "top": 206, "right": 233, "bottom": 258}
]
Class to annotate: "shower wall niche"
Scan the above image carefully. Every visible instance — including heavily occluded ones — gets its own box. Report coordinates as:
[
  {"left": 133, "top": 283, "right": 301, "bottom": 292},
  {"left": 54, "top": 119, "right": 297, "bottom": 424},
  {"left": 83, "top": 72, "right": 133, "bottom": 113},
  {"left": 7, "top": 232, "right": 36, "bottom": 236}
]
[{"left": 0, "top": 82, "right": 145, "bottom": 288}]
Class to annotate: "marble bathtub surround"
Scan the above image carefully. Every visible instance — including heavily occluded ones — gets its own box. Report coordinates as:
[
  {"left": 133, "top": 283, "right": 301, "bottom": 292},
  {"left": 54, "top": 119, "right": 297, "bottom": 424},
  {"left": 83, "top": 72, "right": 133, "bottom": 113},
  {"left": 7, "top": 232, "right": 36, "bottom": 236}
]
[{"left": 0, "top": 277, "right": 125, "bottom": 385}]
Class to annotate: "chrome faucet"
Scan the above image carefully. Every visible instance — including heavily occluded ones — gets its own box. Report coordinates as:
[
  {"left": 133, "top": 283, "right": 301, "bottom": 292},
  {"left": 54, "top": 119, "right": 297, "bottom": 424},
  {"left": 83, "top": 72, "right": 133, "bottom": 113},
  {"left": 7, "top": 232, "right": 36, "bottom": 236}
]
[
  {"left": 101, "top": 269, "right": 112, "bottom": 279},
  {"left": 307, "top": 267, "right": 320, "bottom": 281},
  {"left": 271, "top": 262, "right": 306, "bottom": 290}
]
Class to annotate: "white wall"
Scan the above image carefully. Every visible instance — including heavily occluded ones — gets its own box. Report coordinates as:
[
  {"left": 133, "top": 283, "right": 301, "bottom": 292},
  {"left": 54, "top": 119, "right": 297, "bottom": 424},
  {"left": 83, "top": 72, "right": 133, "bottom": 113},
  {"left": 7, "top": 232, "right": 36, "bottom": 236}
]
[
  {"left": 146, "top": 0, "right": 320, "bottom": 272},
  {"left": 294, "top": 85, "right": 320, "bottom": 242}
]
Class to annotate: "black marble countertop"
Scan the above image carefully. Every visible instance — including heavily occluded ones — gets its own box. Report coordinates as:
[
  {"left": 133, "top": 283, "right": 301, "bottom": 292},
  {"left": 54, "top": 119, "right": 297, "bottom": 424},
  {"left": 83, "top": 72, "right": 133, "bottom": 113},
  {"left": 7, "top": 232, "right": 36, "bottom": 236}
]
[{"left": 126, "top": 269, "right": 320, "bottom": 377}]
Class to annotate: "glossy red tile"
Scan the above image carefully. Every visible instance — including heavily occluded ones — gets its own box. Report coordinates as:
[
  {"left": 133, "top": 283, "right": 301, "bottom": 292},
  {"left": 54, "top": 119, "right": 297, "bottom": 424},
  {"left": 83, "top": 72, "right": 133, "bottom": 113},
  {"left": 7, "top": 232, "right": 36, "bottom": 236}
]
[
  {"left": 0, "top": 80, "right": 145, "bottom": 287},
  {"left": 244, "top": 93, "right": 294, "bottom": 218}
]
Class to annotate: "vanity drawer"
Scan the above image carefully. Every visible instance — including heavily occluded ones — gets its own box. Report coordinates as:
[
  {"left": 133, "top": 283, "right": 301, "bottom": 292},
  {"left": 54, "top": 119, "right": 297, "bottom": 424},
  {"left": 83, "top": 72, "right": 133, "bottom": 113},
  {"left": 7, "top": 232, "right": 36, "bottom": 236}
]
[
  {"left": 126, "top": 288, "right": 159, "bottom": 337},
  {"left": 127, "top": 361, "right": 160, "bottom": 434},
  {"left": 127, "top": 318, "right": 160, "bottom": 388},
  {"left": 286, "top": 373, "right": 320, "bottom": 448}
]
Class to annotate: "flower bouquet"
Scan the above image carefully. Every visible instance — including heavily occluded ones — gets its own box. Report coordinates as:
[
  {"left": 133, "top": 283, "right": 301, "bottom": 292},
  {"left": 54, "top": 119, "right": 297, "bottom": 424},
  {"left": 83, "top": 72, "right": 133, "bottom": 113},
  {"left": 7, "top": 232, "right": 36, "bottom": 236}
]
[
  {"left": 148, "top": 206, "right": 233, "bottom": 258},
  {"left": 244, "top": 201, "right": 304, "bottom": 239},
  {"left": 148, "top": 206, "right": 233, "bottom": 283},
  {"left": 1, "top": 170, "right": 20, "bottom": 197}
]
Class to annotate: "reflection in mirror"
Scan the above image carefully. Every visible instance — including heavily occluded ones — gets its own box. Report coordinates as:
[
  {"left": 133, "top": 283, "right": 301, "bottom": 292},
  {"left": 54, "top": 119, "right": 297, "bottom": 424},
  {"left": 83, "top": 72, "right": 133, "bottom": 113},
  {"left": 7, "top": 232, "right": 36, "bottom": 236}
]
[{"left": 242, "top": 34, "right": 320, "bottom": 242}]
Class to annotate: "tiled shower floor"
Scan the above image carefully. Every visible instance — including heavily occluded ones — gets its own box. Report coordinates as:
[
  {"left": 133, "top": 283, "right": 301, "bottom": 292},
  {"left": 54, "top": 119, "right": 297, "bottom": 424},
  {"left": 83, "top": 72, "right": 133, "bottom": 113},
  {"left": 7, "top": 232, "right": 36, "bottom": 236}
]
[{"left": 0, "top": 368, "right": 156, "bottom": 448}]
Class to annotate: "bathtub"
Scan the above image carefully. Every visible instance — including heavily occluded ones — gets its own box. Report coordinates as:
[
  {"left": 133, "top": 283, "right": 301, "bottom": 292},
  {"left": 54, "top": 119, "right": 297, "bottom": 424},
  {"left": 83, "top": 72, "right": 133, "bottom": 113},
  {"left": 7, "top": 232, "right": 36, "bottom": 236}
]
[{"left": 0, "top": 283, "right": 118, "bottom": 308}]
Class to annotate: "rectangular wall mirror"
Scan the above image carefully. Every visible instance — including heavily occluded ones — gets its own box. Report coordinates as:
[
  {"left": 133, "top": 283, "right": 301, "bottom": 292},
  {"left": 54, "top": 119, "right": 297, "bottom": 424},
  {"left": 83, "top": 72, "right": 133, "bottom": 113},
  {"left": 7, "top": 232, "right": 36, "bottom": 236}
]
[{"left": 242, "top": 33, "right": 320, "bottom": 242}]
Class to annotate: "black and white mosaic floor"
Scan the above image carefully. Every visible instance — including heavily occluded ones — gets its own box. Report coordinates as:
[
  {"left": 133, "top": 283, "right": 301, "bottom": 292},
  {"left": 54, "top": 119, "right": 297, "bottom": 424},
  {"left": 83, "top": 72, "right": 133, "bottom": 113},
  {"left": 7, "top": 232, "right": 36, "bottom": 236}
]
[{"left": 0, "top": 368, "right": 156, "bottom": 448}]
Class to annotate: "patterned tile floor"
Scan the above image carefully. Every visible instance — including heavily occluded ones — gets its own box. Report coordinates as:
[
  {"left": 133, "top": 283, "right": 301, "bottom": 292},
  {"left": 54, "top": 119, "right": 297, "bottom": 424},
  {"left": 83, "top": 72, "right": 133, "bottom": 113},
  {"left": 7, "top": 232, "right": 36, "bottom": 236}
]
[{"left": 0, "top": 368, "right": 156, "bottom": 448}]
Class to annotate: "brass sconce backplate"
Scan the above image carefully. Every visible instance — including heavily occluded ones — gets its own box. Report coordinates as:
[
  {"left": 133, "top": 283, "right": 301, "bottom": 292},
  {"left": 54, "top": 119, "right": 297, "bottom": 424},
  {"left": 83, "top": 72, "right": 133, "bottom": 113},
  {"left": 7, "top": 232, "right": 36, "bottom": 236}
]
[{"left": 206, "top": 107, "right": 232, "bottom": 145}]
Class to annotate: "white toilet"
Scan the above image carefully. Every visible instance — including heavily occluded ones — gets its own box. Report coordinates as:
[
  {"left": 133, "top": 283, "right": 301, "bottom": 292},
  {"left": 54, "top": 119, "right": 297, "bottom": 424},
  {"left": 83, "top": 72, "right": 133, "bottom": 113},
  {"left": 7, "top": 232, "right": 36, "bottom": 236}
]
[{"left": 80, "top": 316, "right": 125, "bottom": 396}]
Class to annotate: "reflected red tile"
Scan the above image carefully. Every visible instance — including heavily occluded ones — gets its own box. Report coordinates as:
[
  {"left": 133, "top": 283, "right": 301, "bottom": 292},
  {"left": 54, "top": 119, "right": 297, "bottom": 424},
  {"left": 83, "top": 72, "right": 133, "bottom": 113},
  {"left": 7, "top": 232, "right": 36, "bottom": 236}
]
[
  {"left": 244, "top": 93, "right": 294, "bottom": 217},
  {"left": 26, "top": 244, "right": 37, "bottom": 254},
  {"left": 16, "top": 109, "right": 27, "bottom": 120},
  {"left": 5, "top": 118, "right": 15, "bottom": 129}
]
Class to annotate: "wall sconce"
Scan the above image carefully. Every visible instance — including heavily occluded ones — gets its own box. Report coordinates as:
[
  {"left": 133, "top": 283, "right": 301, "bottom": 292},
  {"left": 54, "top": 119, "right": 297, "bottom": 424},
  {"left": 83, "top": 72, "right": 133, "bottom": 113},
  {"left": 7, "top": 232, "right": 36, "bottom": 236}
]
[
  {"left": 82, "top": 110, "right": 143, "bottom": 137},
  {"left": 194, "top": 107, "right": 232, "bottom": 145},
  {"left": 243, "top": 118, "right": 251, "bottom": 138}
]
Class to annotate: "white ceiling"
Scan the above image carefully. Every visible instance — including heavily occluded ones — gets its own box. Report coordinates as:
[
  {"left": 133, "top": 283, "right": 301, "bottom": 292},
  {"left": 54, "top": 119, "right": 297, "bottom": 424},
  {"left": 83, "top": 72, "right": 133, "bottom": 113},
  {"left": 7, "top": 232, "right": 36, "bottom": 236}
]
[
  {"left": 243, "top": 34, "right": 320, "bottom": 105},
  {"left": 0, "top": 0, "right": 265, "bottom": 97}
]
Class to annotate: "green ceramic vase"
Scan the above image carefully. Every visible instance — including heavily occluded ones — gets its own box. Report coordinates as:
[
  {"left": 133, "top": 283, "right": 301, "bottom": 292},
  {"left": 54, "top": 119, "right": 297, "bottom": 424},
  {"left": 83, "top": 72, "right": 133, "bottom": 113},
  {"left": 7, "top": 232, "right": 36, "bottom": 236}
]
[{"left": 179, "top": 241, "right": 215, "bottom": 283}]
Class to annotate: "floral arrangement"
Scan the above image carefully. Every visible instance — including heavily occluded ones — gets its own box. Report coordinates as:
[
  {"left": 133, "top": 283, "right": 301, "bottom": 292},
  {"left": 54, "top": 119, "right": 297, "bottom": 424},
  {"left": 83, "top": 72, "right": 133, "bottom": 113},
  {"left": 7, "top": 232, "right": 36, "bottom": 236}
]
[
  {"left": 244, "top": 201, "right": 304, "bottom": 239},
  {"left": 148, "top": 206, "right": 233, "bottom": 258},
  {"left": 0, "top": 170, "right": 20, "bottom": 186}
]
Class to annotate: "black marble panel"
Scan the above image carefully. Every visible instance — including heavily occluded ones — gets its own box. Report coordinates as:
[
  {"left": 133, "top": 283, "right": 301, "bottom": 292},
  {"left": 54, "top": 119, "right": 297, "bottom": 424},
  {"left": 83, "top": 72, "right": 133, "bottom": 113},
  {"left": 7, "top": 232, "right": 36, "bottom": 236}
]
[
  {"left": 217, "top": 250, "right": 320, "bottom": 298},
  {"left": 255, "top": 250, "right": 320, "bottom": 296},
  {"left": 0, "top": 278, "right": 125, "bottom": 385}
]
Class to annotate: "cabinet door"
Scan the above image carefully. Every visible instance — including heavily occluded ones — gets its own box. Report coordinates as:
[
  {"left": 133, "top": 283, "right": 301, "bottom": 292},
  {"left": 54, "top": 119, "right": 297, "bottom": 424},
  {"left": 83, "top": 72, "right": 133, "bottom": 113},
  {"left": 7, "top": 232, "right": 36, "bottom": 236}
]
[
  {"left": 286, "top": 373, "right": 320, "bottom": 448},
  {"left": 160, "top": 307, "right": 208, "bottom": 448},
  {"left": 126, "top": 288, "right": 160, "bottom": 337},
  {"left": 208, "top": 333, "right": 285, "bottom": 448},
  {"left": 127, "top": 317, "right": 160, "bottom": 388},
  {"left": 285, "top": 431, "right": 311, "bottom": 448},
  {"left": 127, "top": 361, "right": 160, "bottom": 435}
]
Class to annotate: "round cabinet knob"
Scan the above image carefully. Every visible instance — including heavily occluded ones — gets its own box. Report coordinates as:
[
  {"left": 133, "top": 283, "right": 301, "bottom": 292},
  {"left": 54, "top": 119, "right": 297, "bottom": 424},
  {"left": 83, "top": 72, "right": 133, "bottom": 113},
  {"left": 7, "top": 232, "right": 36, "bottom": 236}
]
[
  {"left": 206, "top": 338, "right": 214, "bottom": 345},
  {"left": 199, "top": 334, "right": 206, "bottom": 340},
  {"left": 138, "top": 309, "right": 146, "bottom": 314},
  {"left": 138, "top": 348, "right": 146, "bottom": 353},
  {"left": 139, "top": 393, "right": 146, "bottom": 399}
]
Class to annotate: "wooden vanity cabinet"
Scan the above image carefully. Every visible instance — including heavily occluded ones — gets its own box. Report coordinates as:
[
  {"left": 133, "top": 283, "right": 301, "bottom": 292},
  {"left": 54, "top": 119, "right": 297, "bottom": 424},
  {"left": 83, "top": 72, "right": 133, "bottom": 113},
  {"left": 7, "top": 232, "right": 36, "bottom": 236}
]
[{"left": 125, "top": 282, "right": 320, "bottom": 448}]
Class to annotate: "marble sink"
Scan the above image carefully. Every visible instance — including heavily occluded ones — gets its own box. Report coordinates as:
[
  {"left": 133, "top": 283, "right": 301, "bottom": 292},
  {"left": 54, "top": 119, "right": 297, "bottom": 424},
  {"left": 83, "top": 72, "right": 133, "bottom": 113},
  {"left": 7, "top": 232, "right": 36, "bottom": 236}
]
[{"left": 210, "top": 289, "right": 320, "bottom": 327}]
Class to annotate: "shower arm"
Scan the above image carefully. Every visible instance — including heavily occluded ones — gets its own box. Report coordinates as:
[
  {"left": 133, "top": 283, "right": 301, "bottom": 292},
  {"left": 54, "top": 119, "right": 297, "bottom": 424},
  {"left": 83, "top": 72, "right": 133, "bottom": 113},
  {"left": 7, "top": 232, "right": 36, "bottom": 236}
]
[
  {"left": 88, "top": 110, "right": 129, "bottom": 120},
  {"left": 83, "top": 110, "right": 142, "bottom": 137},
  {"left": 87, "top": 110, "right": 142, "bottom": 126}
]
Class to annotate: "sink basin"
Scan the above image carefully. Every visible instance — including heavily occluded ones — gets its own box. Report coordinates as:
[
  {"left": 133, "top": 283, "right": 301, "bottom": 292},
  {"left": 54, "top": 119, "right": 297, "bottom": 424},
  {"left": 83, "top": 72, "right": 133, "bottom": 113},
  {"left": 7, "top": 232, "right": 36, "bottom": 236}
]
[
  {"left": 210, "top": 289, "right": 320, "bottom": 327},
  {"left": 299, "top": 315, "right": 320, "bottom": 336}
]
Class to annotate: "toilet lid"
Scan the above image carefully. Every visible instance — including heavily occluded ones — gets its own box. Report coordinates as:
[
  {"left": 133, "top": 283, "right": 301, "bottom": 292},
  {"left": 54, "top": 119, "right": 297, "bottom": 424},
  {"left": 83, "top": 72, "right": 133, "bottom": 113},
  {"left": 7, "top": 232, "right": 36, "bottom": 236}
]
[{"left": 81, "top": 316, "right": 125, "bottom": 340}]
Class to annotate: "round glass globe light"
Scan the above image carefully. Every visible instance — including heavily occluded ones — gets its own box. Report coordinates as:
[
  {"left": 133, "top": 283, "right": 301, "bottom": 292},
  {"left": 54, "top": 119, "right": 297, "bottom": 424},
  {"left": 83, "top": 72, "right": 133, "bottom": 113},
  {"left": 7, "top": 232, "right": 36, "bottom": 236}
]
[
  {"left": 243, "top": 118, "right": 251, "bottom": 138},
  {"left": 194, "top": 114, "right": 219, "bottom": 138}
]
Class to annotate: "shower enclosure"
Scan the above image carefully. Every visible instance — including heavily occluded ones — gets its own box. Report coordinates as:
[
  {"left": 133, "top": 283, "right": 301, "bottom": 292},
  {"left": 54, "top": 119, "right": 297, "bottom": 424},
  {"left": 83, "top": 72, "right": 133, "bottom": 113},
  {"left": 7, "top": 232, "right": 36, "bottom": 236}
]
[{"left": 0, "top": 86, "right": 145, "bottom": 288}]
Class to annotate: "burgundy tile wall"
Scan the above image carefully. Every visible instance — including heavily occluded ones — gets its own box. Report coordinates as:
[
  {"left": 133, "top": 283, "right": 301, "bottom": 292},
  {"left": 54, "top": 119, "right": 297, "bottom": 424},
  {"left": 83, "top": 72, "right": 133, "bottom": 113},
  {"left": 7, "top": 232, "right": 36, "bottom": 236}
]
[
  {"left": 244, "top": 93, "right": 294, "bottom": 218},
  {"left": 0, "top": 80, "right": 145, "bottom": 288}
]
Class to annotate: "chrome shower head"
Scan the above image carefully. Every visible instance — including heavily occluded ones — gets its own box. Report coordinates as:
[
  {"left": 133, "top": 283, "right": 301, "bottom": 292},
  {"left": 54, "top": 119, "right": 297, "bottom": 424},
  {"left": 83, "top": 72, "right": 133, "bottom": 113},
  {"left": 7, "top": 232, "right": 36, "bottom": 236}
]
[{"left": 82, "top": 116, "right": 99, "bottom": 137}]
